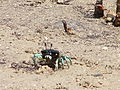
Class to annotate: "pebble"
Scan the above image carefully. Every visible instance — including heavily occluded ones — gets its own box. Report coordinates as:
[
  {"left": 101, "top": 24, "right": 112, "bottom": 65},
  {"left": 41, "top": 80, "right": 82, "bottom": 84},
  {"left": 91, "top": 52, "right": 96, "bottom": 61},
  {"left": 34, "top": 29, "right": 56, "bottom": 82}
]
[
  {"left": 6, "top": 47, "right": 9, "bottom": 49},
  {"left": 33, "top": 84, "right": 37, "bottom": 87},
  {"left": 6, "top": 15, "right": 9, "bottom": 17},
  {"left": 102, "top": 47, "right": 108, "bottom": 50},
  {"left": 44, "top": 37, "right": 48, "bottom": 40},
  {"left": 118, "top": 54, "right": 120, "bottom": 57},
  {"left": 92, "top": 74, "right": 103, "bottom": 77}
]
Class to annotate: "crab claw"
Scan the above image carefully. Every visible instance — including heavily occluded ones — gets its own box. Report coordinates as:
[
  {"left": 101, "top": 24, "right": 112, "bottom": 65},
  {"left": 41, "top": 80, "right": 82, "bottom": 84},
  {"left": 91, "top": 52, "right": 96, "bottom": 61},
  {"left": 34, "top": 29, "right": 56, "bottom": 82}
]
[
  {"left": 45, "top": 55, "right": 52, "bottom": 60},
  {"left": 32, "top": 54, "right": 43, "bottom": 67}
]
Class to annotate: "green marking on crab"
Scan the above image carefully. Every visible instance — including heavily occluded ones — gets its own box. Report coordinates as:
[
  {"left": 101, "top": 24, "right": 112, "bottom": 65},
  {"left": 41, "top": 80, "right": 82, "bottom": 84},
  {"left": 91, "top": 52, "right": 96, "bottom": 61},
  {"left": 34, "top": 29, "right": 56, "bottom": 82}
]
[{"left": 33, "top": 54, "right": 43, "bottom": 59}]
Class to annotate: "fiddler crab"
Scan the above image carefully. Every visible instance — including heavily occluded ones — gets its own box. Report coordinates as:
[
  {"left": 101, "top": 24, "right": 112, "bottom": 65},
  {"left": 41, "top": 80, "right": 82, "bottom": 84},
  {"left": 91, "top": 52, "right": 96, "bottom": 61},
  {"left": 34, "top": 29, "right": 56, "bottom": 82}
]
[{"left": 32, "top": 43, "right": 72, "bottom": 71}]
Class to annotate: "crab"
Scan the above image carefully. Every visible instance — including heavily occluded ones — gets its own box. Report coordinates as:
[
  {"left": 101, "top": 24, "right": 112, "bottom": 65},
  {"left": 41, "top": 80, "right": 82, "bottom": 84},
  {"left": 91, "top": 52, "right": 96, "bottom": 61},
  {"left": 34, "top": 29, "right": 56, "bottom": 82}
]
[{"left": 32, "top": 43, "right": 72, "bottom": 70}]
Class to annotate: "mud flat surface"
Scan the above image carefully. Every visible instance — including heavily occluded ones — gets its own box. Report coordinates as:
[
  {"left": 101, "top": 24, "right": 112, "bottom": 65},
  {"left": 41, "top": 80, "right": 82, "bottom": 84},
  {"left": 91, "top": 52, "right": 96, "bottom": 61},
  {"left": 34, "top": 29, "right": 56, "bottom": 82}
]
[{"left": 0, "top": 0, "right": 120, "bottom": 90}]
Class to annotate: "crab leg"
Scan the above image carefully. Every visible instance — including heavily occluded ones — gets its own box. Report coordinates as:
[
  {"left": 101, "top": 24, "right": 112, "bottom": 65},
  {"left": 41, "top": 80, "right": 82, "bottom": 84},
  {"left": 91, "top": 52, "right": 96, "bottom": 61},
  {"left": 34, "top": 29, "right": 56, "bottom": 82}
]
[
  {"left": 54, "top": 58, "right": 59, "bottom": 71},
  {"left": 59, "top": 56, "right": 72, "bottom": 68}
]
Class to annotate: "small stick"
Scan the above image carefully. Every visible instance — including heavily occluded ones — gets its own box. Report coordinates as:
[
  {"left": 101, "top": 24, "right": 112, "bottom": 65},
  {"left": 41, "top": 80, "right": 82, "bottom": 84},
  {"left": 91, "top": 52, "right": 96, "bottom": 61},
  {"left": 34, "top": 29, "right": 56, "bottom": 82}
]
[
  {"left": 62, "top": 20, "right": 75, "bottom": 35},
  {"left": 62, "top": 20, "right": 68, "bottom": 32}
]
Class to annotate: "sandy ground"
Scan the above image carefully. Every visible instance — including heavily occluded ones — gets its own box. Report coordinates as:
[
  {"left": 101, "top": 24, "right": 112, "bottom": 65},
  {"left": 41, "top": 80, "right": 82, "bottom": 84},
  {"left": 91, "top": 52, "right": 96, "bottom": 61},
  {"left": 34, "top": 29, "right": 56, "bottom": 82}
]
[{"left": 0, "top": 0, "right": 120, "bottom": 90}]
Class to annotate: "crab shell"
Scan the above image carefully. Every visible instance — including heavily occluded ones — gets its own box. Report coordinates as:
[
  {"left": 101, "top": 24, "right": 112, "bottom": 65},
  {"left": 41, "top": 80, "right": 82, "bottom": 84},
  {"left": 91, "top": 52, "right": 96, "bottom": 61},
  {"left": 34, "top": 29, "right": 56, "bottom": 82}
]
[{"left": 41, "top": 49, "right": 60, "bottom": 61}]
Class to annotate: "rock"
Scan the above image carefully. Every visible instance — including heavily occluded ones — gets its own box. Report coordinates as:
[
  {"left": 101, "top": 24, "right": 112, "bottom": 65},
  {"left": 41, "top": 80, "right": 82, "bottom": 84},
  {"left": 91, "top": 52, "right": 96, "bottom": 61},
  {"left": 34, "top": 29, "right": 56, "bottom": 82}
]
[{"left": 102, "top": 47, "right": 108, "bottom": 50}]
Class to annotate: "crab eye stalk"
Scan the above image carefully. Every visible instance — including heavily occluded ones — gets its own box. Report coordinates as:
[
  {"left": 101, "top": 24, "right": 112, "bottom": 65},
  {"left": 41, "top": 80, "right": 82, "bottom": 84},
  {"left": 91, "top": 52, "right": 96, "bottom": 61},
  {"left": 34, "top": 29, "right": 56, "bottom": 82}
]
[
  {"left": 50, "top": 43, "right": 52, "bottom": 49},
  {"left": 44, "top": 42, "right": 47, "bottom": 49}
]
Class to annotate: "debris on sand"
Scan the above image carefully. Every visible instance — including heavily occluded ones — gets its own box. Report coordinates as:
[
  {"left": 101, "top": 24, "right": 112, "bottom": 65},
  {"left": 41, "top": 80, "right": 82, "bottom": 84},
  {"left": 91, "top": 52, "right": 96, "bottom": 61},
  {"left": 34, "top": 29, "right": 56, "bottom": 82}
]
[
  {"left": 55, "top": 0, "right": 71, "bottom": 5},
  {"left": 19, "top": 0, "right": 45, "bottom": 7},
  {"left": 0, "top": 59, "right": 6, "bottom": 64},
  {"left": 104, "top": 10, "right": 116, "bottom": 24},
  {"left": 113, "top": 0, "right": 120, "bottom": 26},
  {"left": 94, "top": 0, "right": 105, "bottom": 18},
  {"left": 62, "top": 20, "right": 75, "bottom": 35}
]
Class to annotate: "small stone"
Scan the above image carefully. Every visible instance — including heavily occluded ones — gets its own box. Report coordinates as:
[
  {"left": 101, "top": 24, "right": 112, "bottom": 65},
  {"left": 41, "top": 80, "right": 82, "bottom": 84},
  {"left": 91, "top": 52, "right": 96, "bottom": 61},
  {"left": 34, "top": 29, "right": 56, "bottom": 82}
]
[
  {"left": 33, "top": 84, "right": 37, "bottom": 87},
  {"left": 6, "top": 47, "right": 9, "bottom": 49},
  {"left": 44, "top": 26, "right": 48, "bottom": 29},
  {"left": 102, "top": 47, "right": 108, "bottom": 50},
  {"left": 118, "top": 54, "right": 120, "bottom": 57},
  {"left": 44, "top": 37, "right": 48, "bottom": 40},
  {"left": 6, "top": 15, "right": 9, "bottom": 17},
  {"left": 92, "top": 74, "right": 103, "bottom": 77}
]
